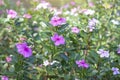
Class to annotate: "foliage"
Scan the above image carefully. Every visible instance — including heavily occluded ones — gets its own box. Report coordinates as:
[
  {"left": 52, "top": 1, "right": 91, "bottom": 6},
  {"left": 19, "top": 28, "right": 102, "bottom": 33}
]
[{"left": 0, "top": 0, "right": 120, "bottom": 80}]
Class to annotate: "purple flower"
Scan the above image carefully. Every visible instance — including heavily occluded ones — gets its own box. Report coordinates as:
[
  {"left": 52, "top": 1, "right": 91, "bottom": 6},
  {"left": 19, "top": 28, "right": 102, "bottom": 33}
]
[
  {"left": 7, "top": 9, "right": 17, "bottom": 18},
  {"left": 87, "top": 18, "right": 99, "bottom": 32},
  {"left": 76, "top": 59, "right": 89, "bottom": 68},
  {"left": 97, "top": 49, "right": 109, "bottom": 58},
  {"left": 1, "top": 76, "right": 9, "bottom": 80},
  {"left": 88, "top": 18, "right": 99, "bottom": 26},
  {"left": 71, "top": 27, "right": 80, "bottom": 33},
  {"left": 23, "top": 14, "right": 32, "bottom": 19},
  {"left": 117, "top": 48, "right": 120, "bottom": 54},
  {"left": 50, "top": 16, "right": 66, "bottom": 26},
  {"left": 16, "top": 42, "right": 32, "bottom": 58},
  {"left": 87, "top": 26, "right": 95, "bottom": 32},
  {"left": 51, "top": 33, "right": 65, "bottom": 46},
  {"left": 112, "top": 67, "right": 120, "bottom": 75}
]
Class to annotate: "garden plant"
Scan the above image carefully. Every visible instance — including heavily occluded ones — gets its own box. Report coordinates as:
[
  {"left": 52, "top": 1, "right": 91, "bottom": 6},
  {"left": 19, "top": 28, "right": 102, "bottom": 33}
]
[{"left": 0, "top": 0, "right": 120, "bottom": 80}]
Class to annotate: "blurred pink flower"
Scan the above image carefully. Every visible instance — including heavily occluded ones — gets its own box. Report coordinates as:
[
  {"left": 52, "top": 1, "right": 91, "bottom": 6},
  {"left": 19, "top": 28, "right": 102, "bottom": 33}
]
[
  {"left": 71, "top": 27, "right": 80, "bottom": 34},
  {"left": 50, "top": 16, "right": 66, "bottom": 26},
  {"left": 16, "top": 0, "right": 21, "bottom": 6},
  {"left": 7, "top": 9, "right": 17, "bottom": 18},
  {"left": 19, "top": 37, "right": 27, "bottom": 41},
  {"left": 70, "top": 1, "right": 76, "bottom": 6},
  {"left": 88, "top": 2, "right": 94, "bottom": 7},
  {"left": 6, "top": 56, "right": 12, "bottom": 63},
  {"left": 51, "top": 33, "right": 65, "bottom": 46},
  {"left": 76, "top": 59, "right": 89, "bottom": 68},
  {"left": 16, "top": 42, "right": 32, "bottom": 58},
  {"left": 23, "top": 14, "right": 32, "bottom": 19},
  {"left": 1, "top": 76, "right": 9, "bottom": 80},
  {"left": 0, "top": 0, "right": 4, "bottom": 6}
]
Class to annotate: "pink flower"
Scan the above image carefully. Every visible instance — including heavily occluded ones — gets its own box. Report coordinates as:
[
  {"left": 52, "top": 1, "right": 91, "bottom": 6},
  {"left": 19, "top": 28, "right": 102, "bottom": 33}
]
[
  {"left": 70, "top": 1, "right": 76, "bottom": 6},
  {"left": 50, "top": 16, "right": 66, "bottom": 26},
  {"left": 51, "top": 33, "right": 65, "bottom": 46},
  {"left": 19, "top": 37, "right": 27, "bottom": 41},
  {"left": 71, "top": 27, "right": 80, "bottom": 33},
  {"left": 0, "top": 0, "right": 4, "bottom": 6},
  {"left": 6, "top": 56, "right": 12, "bottom": 63},
  {"left": 16, "top": 42, "right": 32, "bottom": 58},
  {"left": 1, "top": 76, "right": 9, "bottom": 80},
  {"left": 88, "top": 2, "right": 94, "bottom": 7},
  {"left": 16, "top": 0, "right": 21, "bottom": 6},
  {"left": 23, "top": 14, "right": 32, "bottom": 19},
  {"left": 7, "top": 10, "right": 17, "bottom": 19},
  {"left": 76, "top": 59, "right": 89, "bottom": 68}
]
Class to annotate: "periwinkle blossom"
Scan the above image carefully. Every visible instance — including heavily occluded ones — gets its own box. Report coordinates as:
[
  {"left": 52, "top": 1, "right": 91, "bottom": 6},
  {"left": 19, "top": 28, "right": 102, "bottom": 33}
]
[
  {"left": 51, "top": 33, "right": 65, "bottom": 46},
  {"left": 36, "top": 1, "right": 51, "bottom": 10},
  {"left": 16, "top": 42, "right": 32, "bottom": 58},
  {"left": 7, "top": 9, "right": 17, "bottom": 19},
  {"left": 50, "top": 16, "right": 66, "bottom": 26},
  {"left": 88, "top": 2, "right": 94, "bottom": 7},
  {"left": 6, "top": 56, "right": 12, "bottom": 63},
  {"left": 1, "top": 76, "right": 9, "bottom": 80},
  {"left": 87, "top": 18, "right": 99, "bottom": 32},
  {"left": 88, "top": 18, "right": 99, "bottom": 26},
  {"left": 83, "top": 9, "right": 95, "bottom": 15},
  {"left": 71, "top": 27, "right": 80, "bottom": 34},
  {"left": 70, "top": 1, "right": 76, "bottom": 6},
  {"left": 23, "top": 14, "right": 32, "bottom": 19},
  {"left": 76, "top": 59, "right": 89, "bottom": 68},
  {"left": 97, "top": 49, "right": 109, "bottom": 58},
  {"left": 112, "top": 67, "right": 120, "bottom": 75},
  {"left": 0, "top": 0, "right": 4, "bottom": 6},
  {"left": 16, "top": 0, "right": 21, "bottom": 6}
]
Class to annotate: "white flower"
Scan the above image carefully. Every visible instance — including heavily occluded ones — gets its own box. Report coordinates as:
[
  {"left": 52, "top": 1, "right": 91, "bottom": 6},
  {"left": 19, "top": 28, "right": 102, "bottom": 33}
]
[
  {"left": 97, "top": 49, "right": 109, "bottom": 58},
  {"left": 111, "top": 20, "right": 119, "bottom": 25},
  {"left": 36, "top": 1, "right": 51, "bottom": 10},
  {"left": 83, "top": 9, "right": 95, "bottom": 15},
  {"left": 43, "top": 60, "right": 50, "bottom": 66}
]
